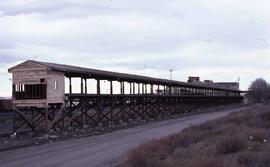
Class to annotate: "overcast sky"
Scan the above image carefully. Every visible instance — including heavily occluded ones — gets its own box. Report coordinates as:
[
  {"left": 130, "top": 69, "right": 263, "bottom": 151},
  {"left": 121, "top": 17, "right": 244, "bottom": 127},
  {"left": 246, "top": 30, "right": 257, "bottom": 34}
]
[{"left": 0, "top": 0, "right": 270, "bottom": 96}]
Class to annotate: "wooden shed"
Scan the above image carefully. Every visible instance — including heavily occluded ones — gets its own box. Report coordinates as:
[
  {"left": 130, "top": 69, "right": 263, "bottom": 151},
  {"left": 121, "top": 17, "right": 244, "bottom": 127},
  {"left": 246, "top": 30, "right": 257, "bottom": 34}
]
[{"left": 8, "top": 60, "right": 65, "bottom": 108}]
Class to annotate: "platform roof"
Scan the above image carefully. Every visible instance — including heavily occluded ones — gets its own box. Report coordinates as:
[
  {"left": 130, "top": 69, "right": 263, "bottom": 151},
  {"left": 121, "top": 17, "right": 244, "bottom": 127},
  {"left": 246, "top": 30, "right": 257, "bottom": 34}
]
[{"left": 9, "top": 60, "right": 241, "bottom": 92}]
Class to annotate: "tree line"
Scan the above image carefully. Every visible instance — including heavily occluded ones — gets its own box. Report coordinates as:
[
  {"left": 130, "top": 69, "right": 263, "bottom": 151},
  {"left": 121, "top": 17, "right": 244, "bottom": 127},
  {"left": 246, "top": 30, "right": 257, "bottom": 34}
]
[{"left": 248, "top": 78, "right": 270, "bottom": 103}]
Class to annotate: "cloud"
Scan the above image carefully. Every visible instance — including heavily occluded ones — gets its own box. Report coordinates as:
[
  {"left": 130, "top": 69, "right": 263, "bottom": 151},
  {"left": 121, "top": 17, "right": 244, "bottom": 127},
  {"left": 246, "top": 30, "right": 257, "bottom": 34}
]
[
  {"left": 0, "top": 0, "right": 270, "bottom": 96},
  {"left": 0, "top": 55, "right": 23, "bottom": 63}
]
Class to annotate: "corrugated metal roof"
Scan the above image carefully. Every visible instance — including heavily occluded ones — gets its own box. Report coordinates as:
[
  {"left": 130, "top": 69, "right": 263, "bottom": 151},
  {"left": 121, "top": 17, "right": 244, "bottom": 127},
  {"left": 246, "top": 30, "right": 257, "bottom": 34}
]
[{"left": 12, "top": 60, "right": 241, "bottom": 92}]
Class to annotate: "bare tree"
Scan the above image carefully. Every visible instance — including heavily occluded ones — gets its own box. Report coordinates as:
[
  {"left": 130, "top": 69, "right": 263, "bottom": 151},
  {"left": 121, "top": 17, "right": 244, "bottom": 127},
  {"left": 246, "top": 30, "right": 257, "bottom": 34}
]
[{"left": 248, "top": 78, "right": 270, "bottom": 103}]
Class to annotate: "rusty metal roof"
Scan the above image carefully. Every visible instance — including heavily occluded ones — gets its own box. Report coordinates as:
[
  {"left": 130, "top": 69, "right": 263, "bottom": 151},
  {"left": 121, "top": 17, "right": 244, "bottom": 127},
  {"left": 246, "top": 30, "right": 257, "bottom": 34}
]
[{"left": 12, "top": 60, "right": 241, "bottom": 92}]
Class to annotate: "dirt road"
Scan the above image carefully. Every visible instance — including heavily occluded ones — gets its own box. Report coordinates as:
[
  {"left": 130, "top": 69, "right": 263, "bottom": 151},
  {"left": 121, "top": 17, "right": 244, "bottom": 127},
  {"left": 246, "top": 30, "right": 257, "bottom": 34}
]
[{"left": 0, "top": 107, "right": 251, "bottom": 167}]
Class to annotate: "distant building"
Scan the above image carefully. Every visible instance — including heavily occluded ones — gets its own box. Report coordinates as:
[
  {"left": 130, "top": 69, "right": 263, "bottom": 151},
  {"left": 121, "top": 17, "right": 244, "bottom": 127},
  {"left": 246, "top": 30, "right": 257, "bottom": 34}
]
[
  {"left": 204, "top": 80, "right": 213, "bottom": 84},
  {"left": 214, "top": 82, "right": 240, "bottom": 90},
  {"left": 187, "top": 76, "right": 200, "bottom": 83},
  {"left": 187, "top": 76, "right": 239, "bottom": 91}
]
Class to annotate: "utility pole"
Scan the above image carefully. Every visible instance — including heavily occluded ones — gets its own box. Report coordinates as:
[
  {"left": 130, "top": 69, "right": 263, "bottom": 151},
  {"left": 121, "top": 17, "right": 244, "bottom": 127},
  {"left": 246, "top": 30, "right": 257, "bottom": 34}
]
[{"left": 169, "top": 69, "right": 173, "bottom": 80}]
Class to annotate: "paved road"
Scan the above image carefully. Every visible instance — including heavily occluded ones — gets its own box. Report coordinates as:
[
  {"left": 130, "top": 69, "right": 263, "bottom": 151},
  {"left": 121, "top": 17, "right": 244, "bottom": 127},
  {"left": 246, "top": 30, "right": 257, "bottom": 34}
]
[{"left": 0, "top": 107, "right": 250, "bottom": 167}]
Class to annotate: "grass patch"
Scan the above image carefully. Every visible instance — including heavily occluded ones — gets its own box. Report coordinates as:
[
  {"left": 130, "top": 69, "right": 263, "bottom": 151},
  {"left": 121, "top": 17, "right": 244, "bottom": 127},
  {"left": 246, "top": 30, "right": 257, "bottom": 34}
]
[
  {"left": 121, "top": 104, "right": 270, "bottom": 167},
  {"left": 216, "top": 136, "right": 247, "bottom": 155}
]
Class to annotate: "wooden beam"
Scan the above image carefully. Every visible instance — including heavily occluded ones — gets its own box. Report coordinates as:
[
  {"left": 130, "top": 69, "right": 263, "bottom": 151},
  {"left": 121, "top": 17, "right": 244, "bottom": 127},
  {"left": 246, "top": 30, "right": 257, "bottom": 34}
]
[
  {"left": 164, "top": 85, "right": 166, "bottom": 94},
  {"left": 69, "top": 77, "right": 72, "bottom": 94},
  {"left": 119, "top": 82, "right": 122, "bottom": 94},
  {"left": 122, "top": 82, "right": 125, "bottom": 94},
  {"left": 130, "top": 82, "right": 132, "bottom": 94},
  {"left": 85, "top": 78, "right": 87, "bottom": 94},
  {"left": 133, "top": 83, "right": 135, "bottom": 94},
  {"left": 81, "top": 78, "right": 83, "bottom": 94},
  {"left": 97, "top": 79, "right": 100, "bottom": 95},
  {"left": 110, "top": 80, "right": 113, "bottom": 95}
]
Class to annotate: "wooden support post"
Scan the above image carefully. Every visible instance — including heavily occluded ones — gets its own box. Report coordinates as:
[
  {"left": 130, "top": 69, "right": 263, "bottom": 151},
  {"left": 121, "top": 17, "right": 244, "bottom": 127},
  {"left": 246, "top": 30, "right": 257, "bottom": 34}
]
[
  {"left": 97, "top": 79, "right": 100, "bottom": 95},
  {"left": 158, "top": 85, "right": 160, "bottom": 95},
  {"left": 45, "top": 105, "right": 48, "bottom": 132},
  {"left": 97, "top": 96, "right": 101, "bottom": 122},
  {"left": 12, "top": 107, "right": 16, "bottom": 133},
  {"left": 120, "top": 82, "right": 122, "bottom": 94},
  {"left": 85, "top": 78, "right": 87, "bottom": 94},
  {"left": 151, "top": 84, "right": 153, "bottom": 94},
  {"left": 110, "top": 80, "right": 113, "bottom": 95},
  {"left": 130, "top": 82, "right": 132, "bottom": 94},
  {"left": 133, "top": 83, "right": 135, "bottom": 94},
  {"left": 145, "top": 84, "right": 147, "bottom": 94},
  {"left": 81, "top": 78, "right": 83, "bottom": 94},
  {"left": 138, "top": 83, "right": 140, "bottom": 94},
  {"left": 61, "top": 105, "right": 65, "bottom": 128},
  {"left": 122, "top": 82, "right": 125, "bottom": 95},
  {"left": 142, "top": 84, "right": 144, "bottom": 94},
  {"left": 110, "top": 97, "right": 113, "bottom": 122},
  {"left": 12, "top": 84, "right": 15, "bottom": 99},
  {"left": 164, "top": 85, "right": 166, "bottom": 94},
  {"left": 120, "top": 82, "right": 124, "bottom": 94},
  {"left": 69, "top": 77, "right": 72, "bottom": 94}
]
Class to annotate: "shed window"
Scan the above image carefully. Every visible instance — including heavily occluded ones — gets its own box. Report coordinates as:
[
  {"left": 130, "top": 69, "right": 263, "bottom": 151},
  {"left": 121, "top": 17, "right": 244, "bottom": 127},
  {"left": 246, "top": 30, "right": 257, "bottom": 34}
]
[
  {"left": 40, "top": 78, "right": 45, "bottom": 83},
  {"left": 13, "top": 84, "right": 46, "bottom": 100},
  {"left": 15, "top": 84, "right": 25, "bottom": 92},
  {"left": 54, "top": 81, "right": 58, "bottom": 90}
]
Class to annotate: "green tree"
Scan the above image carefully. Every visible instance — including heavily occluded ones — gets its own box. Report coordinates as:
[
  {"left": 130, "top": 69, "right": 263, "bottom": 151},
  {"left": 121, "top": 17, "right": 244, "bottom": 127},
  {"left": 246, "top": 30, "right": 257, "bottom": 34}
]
[{"left": 248, "top": 78, "right": 270, "bottom": 103}]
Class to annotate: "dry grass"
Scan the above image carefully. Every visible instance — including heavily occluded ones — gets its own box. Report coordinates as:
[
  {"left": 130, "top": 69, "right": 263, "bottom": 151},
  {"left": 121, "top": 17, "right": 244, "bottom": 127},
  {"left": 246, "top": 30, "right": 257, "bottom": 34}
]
[{"left": 121, "top": 104, "right": 270, "bottom": 167}]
